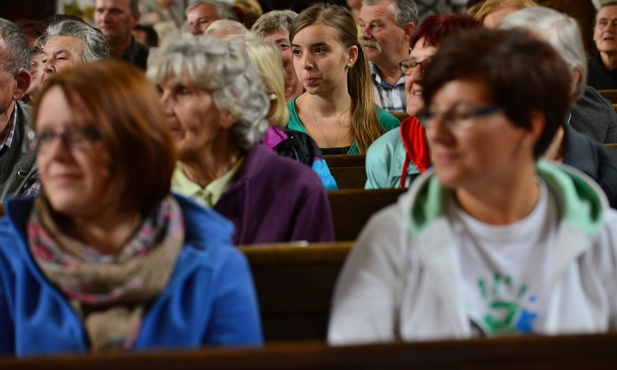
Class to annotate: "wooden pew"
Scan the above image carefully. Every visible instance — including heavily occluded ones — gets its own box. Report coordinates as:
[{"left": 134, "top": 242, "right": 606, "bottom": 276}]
[
  {"left": 606, "top": 143, "right": 617, "bottom": 150},
  {"left": 4, "top": 333, "right": 617, "bottom": 369},
  {"left": 328, "top": 188, "right": 405, "bottom": 241},
  {"left": 324, "top": 154, "right": 366, "bottom": 189},
  {"left": 390, "top": 112, "right": 409, "bottom": 121},
  {"left": 239, "top": 242, "right": 353, "bottom": 342},
  {"left": 599, "top": 89, "right": 617, "bottom": 104}
]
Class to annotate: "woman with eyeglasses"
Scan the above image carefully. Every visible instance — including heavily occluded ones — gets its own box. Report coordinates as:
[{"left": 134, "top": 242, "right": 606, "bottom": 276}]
[
  {"left": 365, "top": 14, "right": 482, "bottom": 189},
  {"left": 329, "top": 28, "right": 617, "bottom": 344},
  {"left": 286, "top": 3, "right": 400, "bottom": 155},
  {"left": 0, "top": 60, "right": 262, "bottom": 356}
]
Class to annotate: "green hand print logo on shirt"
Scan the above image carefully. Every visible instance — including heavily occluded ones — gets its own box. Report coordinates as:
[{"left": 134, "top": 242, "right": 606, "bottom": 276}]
[{"left": 477, "top": 273, "right": 537, "bottom": 335}]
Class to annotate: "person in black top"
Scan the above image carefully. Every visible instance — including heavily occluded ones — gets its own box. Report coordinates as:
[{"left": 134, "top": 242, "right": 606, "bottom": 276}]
[
  {"left": 588, "top": 1, "right": 617, "bottom": 90},
  {"left": 94, "top": 0, "right": 149, "bottom": 70}
]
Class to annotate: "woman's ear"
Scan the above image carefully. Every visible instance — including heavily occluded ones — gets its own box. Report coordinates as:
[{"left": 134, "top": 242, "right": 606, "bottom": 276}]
[
  {"left": 221, "top": 109, "right": 236, "bottom": 129},
  {"left": 526, "top": 110, "right": 546, "bottom": 145},
  {"left": 347, "top": 45, "right": 359, "bottom": 67}
]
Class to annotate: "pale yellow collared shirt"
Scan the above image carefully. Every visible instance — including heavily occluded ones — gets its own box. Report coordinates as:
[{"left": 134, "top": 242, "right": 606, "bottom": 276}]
[{"left": 171, "top": 158, "right": 244, "bottom": 207}]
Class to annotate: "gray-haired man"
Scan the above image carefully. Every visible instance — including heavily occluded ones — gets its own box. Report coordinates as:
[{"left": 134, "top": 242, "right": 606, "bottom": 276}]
[{"left": 0, "top": 18, "right": 34, "bottom": 200}]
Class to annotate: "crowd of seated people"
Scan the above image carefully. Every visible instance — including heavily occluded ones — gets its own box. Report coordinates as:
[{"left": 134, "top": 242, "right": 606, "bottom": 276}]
[
  {"left": 1, "top": 0, "right": 617, "bottom": 359},
  {"left": 0, "top": 59, "right": 262, "bottom": 356}
]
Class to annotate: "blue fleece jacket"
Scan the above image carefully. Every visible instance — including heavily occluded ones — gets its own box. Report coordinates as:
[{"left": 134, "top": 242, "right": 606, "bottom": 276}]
[{"left": 0, "top": 195, "right": 263, "bottom": 357}]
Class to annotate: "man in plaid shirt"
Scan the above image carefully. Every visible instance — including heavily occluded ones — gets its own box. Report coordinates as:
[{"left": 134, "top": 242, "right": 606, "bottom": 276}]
[
  {"left": 359, "top": 0, "right": 418, "bottom": 113},
  {"left": 0, "top": 18, "right": 35, "bottom": 201}
]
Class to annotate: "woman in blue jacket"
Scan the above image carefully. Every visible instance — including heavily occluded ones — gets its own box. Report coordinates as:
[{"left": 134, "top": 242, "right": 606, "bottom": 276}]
[{"left": 0, "top": 60, "right": 262, "bottom": 356}]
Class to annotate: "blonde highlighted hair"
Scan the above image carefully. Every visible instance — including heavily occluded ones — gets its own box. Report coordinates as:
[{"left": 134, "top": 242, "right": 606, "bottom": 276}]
[
  {"left": 243, "top": 35, "right": 289, "bottom": 127},
  {"left": 473, "top": 0, "right": 538, "bottom": 22}
]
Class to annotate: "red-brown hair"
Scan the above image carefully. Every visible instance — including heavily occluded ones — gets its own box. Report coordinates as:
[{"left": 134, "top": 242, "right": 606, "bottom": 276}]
[
  {"left": 32, "top": 60, "right": 176, "bottom": 214},
  {"left": 410, "top": 14, "right": 483, "bottom": 50}
]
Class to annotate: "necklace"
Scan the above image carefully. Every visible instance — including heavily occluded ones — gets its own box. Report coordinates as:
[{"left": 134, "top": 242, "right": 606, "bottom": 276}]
[{"left": 307, "top": 102, "right": 350, "bottom": 148}]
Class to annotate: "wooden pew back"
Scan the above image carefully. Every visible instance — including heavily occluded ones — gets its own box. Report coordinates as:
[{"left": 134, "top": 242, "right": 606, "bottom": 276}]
[
  {"left": 328, "top": 188, "right": 405, "bottom": 241},
  {"left": 599, "top": 89, "right": 617, "bottom": 104},
  {"left": 5, "top": 333, "right": 617, "bottom": 369},
  {"left": 325, "top": 154, "right": 366, "bottom": 189},
  {"left": 238, "top": 242, "right": 353, "bottom": 342}
]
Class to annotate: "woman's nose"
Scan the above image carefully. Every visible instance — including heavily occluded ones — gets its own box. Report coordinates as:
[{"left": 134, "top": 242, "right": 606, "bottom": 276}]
[{"left": 301, "top": 54, "right": 313, "bottom": 70}]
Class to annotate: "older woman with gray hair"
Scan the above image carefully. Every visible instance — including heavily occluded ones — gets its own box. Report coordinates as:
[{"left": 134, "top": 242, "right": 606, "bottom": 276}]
[
  {"left": 147, "top": 35, "right": 334, "bottom": 245},
  {"left": 39, "top": 19, "right": 109, "bottom": 84},
  {"left": 499, "top": 7, "right": 617, "bottom": 208},
  {"left": 499, "top": 6, "right": 617, "bottom": 144}
]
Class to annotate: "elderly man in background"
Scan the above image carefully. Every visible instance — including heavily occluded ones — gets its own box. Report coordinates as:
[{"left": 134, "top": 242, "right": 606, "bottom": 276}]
[
  {"left": 589, "top": 1, "right": 617, "bottom": 90},
  {"left": 39, "top": 20, "right": 109, "bottom": 84},
  {"left": 186, "top": 0, "right": 237, "bottom": 36},
  {"left": 95, "top": 0, "right": 149, "bottom": 69},
  {"left": 359, "top": 0, "right": 418, "bottom": 113},
  {"left": 251, "top": 10, "right": 303, "bottom": 102},
  {"left": 0, "top": 18, "right": 33, "bottom": 201},
  {"left": 17, "top": 19, "right": 110, "bottom": 198}
]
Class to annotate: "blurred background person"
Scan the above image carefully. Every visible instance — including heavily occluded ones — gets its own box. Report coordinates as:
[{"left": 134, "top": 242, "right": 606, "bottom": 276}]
[
  {"left": 133, "top": 23, "right": 159, "bottom": 47},
  {"left": 140, "top": 0, "right": 184, "bottom": 28},
  {"left": 481, "top": 1, "right": 617, "bottom": 144},
  {"left": 95, "top": 0, "right": 149, "bottom": 70},
  {"left": 148, "top": 35, "right": 334, "bottom": 245},
  {"left": 153, "top": 20, "right": 181, "bottom": 44},
  {"left": 251, "top": 10, "right": 304, "bottom": 101},
  {"left": 14, "top": 19, "right": 46, "bottom": 104},
  {"left": 347, "top": 0, "right": 362, "bottom": 24},
  {"left": 473, "top": 0, "right": 537, "bottom": 28},
  {"left": 365, "top": 14, "right": 483, "bottom": 189},
  {"left": 329, "top": 28, "right": 617, "bottom": 344},
  {"left": 287, "top": 3, "right": 400, "bottom": 155},
  {"left": 17, "top": 19, "right": 110, "bottom": 198},
  {"left": 186, "top": 0, "right": 238, "bottom": 36},
  {"left": 0, "top": 18, "right": 34, "bottom": 201},
  {"left": 204, "top": 19, "right": 248, "bottom": 38},
  {"left": 415, "top": 0, "right": 458, "bottom": 21},
  {"left": 233, "top": 0, "right": 263, "bottom": 29},
  {"left": 588, "top": 1, "right": 617, "bottom": 90},
  {"left": 500, "top": 6, "right": 617, "bottom": 207},
  {"left": 39, "top": 20, "right": 110, "bottom": 85},
  {"left": 0, "top": 60, "right": 262, "bottom": 356}
]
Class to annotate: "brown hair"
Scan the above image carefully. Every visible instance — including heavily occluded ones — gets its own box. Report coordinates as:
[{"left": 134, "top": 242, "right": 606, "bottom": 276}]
[
  {"left": 32, "top": 60, "right": 176, "bottom": 214},
  {"left": 289, "top": 3, "right": 383, "bottom": 153},
  {"left": 423, "top": 28, "right": 571, "bottom": 159}
]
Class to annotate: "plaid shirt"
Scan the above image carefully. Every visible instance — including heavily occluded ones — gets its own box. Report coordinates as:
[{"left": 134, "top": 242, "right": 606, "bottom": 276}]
[
  {"left": 0, "top": 105, "right": 17, "bottom": 157},
  {"left": 370, "top": 63, "right": 407, "bottom": 113}
]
